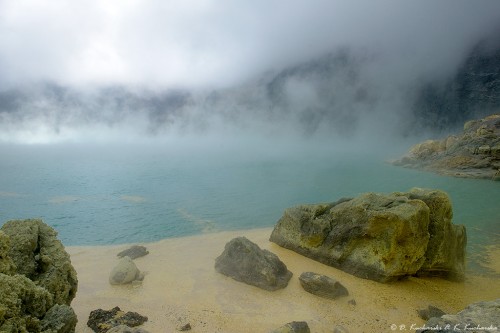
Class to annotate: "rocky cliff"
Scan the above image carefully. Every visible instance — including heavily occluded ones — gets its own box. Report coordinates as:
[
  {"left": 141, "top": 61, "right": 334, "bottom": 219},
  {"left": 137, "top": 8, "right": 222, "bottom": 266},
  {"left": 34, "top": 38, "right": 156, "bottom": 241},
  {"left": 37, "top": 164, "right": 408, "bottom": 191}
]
[{"left": 393, "top": 114, "right": 500, "bottom": 180}]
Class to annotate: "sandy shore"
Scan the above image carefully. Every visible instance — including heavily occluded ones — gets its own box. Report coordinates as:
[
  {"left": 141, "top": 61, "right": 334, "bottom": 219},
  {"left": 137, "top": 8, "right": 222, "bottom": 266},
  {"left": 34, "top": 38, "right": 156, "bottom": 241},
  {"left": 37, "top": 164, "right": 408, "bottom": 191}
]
[{"left": 67, "top": 228, "right": 500, "bottom": 333}]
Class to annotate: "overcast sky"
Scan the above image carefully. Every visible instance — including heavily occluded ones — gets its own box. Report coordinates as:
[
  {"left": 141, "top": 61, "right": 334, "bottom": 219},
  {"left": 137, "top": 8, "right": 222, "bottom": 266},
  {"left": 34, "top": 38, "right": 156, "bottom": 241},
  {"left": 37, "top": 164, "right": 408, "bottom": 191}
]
[{"left": 1, "top": 0, "right": 500, "bottom": 90}]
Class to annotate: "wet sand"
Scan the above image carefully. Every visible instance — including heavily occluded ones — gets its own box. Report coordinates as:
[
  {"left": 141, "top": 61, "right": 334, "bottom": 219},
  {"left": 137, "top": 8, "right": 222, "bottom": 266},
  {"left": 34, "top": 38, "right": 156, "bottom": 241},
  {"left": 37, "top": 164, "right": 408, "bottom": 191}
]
[{"left": 67, "top": 228, "right": 500, "bottom": 333}]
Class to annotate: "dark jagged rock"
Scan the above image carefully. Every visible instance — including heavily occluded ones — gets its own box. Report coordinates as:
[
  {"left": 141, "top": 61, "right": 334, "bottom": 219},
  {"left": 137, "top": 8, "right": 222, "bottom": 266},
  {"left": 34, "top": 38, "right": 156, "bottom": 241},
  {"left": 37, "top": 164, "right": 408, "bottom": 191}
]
[
  {"left": 117, "top": 245, "right": 149, "bottom": 259},
  {"left": 215, "top": 237, "right": 292, "bottom": 291},
  {"left": 0, "top": 219, "right": 78, "bottom": 333},
  {"left": 298, "top": 272, "right": 349, "bottom": 300},
  {"left": 393, "top": 114, "right": 500, "bottom": 180},
  {"left": 270, "top": 188, "right": 466, "bottom": 282},
  {"left": 417, "top": 299, "right": 500, "bottom": 333},
  {"left": 1, "top": 218, "right": 78, "bottom": 305},
  {"left": 418, "top": 305, "right": 446, "bottom": 321},
  {"left": 270, "top": 321, "right": 310, "bottom": 333},
  {"left": 87, "top": 306, "right": 148, "bottom": 333}
]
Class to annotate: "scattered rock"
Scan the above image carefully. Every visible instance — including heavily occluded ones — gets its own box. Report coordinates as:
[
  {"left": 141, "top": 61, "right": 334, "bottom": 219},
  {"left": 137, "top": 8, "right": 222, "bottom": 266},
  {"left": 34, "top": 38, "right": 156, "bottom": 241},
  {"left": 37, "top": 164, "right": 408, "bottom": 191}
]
[
  {"left": 109, "top": 257, "right": 143, "bottom": 285},
  {"left": 270, "top": 321, "right": 310, "bottom": 333},
  {"left": 215, "top": 237, "right": 292, "bottom": 291},
  {"left": 392, "top": 114, "right": 500, "bottom": 180},
  {"left": 177, "top": 322, "right": 192, "bottom": 331},
  {"left": 417, "top": 299, "right": 500, "bottom": 333},
  {"left": 0, "top": 219, "right": 78, "bottom": 333},
  {"left": 87, "top": 306, "right": 148, "bottom": 333},
  {"left": 270, "top": 188, "right": 466, "bottom": 282},
  {"left": 1, "top": 218, "right": 78, "bottom": 305},
  {"left": 298, "top": 272, "right": 348, "bottom": 300},
  {"left": 107, "top": 325, "right": 151, "bottom": 333},
  {"left": 348, "top": 299, "right": 356, "bottom": 306},
  {"left": 117, "top": 245, "right": 149, "bottom": 259},
  {"left": 333, "top": 325, "right": 349, "bottom": 333},
  {"left": 417, "top": 305, "right": 446, "bottom": 320}
]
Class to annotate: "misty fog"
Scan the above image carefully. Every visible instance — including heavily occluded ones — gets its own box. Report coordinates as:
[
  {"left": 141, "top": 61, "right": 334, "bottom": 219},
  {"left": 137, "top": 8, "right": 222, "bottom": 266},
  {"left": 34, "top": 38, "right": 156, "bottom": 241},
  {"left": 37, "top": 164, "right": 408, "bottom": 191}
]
[{"left": 1, "top": 0, "right": 500, "bottom": 153}]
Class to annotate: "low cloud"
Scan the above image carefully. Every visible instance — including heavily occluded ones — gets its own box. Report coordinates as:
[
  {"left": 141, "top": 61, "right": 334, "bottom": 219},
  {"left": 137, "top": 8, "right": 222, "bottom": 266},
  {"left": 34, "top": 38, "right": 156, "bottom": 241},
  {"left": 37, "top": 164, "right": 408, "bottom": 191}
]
[{"left": 0, "top": 1, "right": 499, "bottom": 147}]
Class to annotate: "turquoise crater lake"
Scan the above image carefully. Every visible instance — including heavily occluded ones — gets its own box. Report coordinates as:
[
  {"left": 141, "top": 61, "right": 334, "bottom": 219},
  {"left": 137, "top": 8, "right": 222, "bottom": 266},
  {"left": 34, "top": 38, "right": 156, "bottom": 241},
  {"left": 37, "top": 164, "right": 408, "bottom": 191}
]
[{"left": 0, "top": 142, "right": 498, "bottom": 271}]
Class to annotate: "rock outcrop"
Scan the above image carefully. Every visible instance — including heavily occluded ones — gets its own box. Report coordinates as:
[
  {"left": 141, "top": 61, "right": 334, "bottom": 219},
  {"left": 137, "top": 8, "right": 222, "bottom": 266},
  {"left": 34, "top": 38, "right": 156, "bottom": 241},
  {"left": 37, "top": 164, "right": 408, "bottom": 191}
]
[
  {"left": 215, "top": 237, "right": 292, "bottom": 291},
  {"left": 298, "top": 272, "right": 349, "bottom": 300},
  {"left": 0, "top": 218, "right": 78, "bottom": 332},
  {"left": 1, "top": 219, "right": 78, "bottom": 305},
  {"left": 393, "top": 114, "right": 500, "bottom": 180},
  {"left": 417, "top": 299, "right": 500, "bottom": 333},
  {"left": 270, "top": 188, "right": 466, "bottom": 282}
]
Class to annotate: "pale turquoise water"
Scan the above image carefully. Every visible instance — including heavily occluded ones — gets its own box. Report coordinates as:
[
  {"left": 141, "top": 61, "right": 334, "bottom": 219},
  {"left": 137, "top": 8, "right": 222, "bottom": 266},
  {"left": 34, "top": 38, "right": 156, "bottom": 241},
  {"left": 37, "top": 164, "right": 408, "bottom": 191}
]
[{"left": 0, "top": 143, "right": 498, "bottom": 266}]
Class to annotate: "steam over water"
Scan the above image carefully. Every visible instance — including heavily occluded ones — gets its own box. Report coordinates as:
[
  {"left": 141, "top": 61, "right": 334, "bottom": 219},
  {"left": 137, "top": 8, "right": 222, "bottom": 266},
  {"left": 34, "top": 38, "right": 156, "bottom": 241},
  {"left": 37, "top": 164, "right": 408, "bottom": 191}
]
[
  {"left": 1, "top": 0, "right": 500, "bottom": 278},
  {"left": 1, "top": 142, "right": 498, "bottom": 270}
]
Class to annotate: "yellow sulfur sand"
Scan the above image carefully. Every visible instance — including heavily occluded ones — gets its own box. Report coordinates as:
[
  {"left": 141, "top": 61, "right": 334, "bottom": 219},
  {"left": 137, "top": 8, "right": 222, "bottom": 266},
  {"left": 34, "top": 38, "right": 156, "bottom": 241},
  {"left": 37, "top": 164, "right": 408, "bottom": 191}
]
[{"left": 67, "top": 228, "right": 500, "bottom": 333}]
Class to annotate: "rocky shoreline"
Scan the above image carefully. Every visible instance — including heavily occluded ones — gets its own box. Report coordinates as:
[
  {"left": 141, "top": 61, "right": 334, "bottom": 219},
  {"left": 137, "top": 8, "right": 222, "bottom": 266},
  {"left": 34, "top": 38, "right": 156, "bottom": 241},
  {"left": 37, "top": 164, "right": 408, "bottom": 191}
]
[
  {"left": 2, "top": 192, "right": 499, "bottom": 332},
  {"left": 0, "top": 219, "right": 78, "bottom": 332},
  {"left": 392, "top": 114, "right": 500, "bottom": 180}
]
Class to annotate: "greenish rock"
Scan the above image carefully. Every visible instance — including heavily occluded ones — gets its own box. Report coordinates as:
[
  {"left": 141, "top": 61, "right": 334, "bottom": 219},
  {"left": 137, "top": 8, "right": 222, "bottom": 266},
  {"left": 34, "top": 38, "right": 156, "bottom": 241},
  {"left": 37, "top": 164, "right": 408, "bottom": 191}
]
[
  {"left": 40, "top": 304, "right": 77, "bottom": 333},
  {"left": 407, "top": 189, "right": 466, "bottom": 281},
  {"left": 0, "top": 219, "right": 78, "bottom": 333},
  {"left": 392, "top": 114, "right": 500, "bottom": 180},
  {"left": 270, "top": 188, "right": 466, "bottom": 282},
  {"left": 0, "top": 231, "right": 15, "bottom": 275},
  {"left": 1, "top": 219, "right": 78, "bottom": 305},
  {"left": 0, "top": 273, "right": 53, "bottom": 332}
]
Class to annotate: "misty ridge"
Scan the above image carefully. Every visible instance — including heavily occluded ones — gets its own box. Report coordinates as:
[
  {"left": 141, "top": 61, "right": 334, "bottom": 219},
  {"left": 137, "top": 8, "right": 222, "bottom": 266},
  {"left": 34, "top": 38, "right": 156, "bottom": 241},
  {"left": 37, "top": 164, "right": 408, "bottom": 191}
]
[{"left": 0, "top": 34, "right": 499, "bottom": 145}]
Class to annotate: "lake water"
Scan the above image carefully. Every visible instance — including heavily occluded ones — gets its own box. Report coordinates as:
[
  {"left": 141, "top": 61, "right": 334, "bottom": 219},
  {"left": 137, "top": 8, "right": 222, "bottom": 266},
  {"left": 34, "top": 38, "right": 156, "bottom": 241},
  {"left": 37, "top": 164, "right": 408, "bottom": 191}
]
[{"left": 0, "top": 142, "right": 498, "bottom": 270}]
